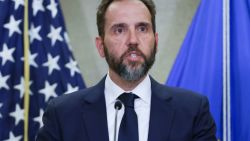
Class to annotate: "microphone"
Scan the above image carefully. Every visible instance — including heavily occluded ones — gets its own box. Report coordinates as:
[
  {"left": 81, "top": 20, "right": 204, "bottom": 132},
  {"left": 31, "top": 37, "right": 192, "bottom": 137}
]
[
  {"left": 114, "top": 100, "right": 122, "bottom": 110},
  {"left": 114, "top": 100, "right": 122, "bottom": 141}
]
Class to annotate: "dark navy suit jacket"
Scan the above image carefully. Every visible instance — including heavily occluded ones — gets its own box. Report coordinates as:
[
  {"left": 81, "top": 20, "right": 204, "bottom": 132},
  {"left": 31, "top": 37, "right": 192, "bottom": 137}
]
[{"left": 36, "top": 76, "right": 217, "bottom": 141}]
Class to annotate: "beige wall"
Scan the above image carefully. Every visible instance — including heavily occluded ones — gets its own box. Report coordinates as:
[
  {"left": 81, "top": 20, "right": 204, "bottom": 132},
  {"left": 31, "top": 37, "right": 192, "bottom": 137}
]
[{"left": 60, "top": 0, "right": 200, "bottom": 87}]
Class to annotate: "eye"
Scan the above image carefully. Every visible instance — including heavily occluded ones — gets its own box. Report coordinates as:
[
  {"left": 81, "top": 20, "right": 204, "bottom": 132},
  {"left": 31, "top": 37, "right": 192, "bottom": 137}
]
[
  {"left": 115, "top": 27, "right": 124, "bottom": 34},
  {"left": 137, "top": 25, "right": 148, "bottom": 32},
  {"left": 112, "top": 24, "right": 127, "bottom": 35}
]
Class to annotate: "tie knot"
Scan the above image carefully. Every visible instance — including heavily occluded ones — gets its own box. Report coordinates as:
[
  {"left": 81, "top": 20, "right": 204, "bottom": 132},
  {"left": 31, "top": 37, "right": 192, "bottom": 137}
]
[{"left": 118, "top": 93, "right": 138, "bottom": 108}]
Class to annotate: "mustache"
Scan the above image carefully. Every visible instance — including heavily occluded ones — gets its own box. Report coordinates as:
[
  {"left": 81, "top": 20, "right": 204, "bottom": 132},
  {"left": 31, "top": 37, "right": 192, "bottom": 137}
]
[{"left": 121, "top": 46, "right": 146, "bottom": 60}]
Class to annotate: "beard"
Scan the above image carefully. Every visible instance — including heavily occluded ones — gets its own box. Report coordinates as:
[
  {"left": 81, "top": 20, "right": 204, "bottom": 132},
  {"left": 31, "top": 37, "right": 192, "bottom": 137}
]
[{"left": 104, "top": 43, "right": 156, "bottom": 81}]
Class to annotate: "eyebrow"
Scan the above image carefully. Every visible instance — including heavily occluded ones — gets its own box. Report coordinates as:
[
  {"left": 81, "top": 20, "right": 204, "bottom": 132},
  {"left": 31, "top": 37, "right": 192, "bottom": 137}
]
[
  {"left": 136, "top": 22, "right": 151, "bottom": 28},
  {"left": 111, "top": 23, "right": 127, "bottom": 29},
  {"left": 110, "top": 22, "right": 152, "bottom": 30}
]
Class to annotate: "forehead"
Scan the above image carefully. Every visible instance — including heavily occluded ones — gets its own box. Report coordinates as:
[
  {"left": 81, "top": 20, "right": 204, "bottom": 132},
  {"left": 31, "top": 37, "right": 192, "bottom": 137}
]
[{"left": 105, "top": 0, "right": 152, "bottom": 26}]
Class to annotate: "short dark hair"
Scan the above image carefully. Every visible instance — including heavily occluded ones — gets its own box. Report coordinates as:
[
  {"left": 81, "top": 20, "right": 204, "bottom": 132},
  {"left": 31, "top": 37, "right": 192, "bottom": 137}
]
[{"left": 96, "top": 0, "right": 156, "bottom": 38}]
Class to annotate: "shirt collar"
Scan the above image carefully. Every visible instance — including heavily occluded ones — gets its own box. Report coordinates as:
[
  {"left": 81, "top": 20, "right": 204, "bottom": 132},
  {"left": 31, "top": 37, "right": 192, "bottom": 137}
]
[{"left": 104, "top": 72, "right": 151, "bottom": 105}]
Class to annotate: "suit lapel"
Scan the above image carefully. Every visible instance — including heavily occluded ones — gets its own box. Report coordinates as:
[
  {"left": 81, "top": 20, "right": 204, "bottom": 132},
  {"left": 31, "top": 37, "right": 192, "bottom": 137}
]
[
  {"left": 148, "top": 78, "right": 175, "bottom": 141},
  {"left": 81, "top": 77, "right": 109, "bottom": 141},
  {"left": 80, "top": 76, "right": 175, "bottom": 141}
]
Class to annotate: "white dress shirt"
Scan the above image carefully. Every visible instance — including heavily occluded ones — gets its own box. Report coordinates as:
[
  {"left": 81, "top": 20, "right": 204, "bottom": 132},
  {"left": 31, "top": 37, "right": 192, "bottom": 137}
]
[{"left": 105, "top": 73, "right": 151, "bottom": 141}]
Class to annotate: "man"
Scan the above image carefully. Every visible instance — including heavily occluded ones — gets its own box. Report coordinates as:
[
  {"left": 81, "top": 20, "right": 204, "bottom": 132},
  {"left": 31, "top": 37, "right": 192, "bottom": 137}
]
[{"left": 36, "top": 0, "right": 217, "bottom": 141}]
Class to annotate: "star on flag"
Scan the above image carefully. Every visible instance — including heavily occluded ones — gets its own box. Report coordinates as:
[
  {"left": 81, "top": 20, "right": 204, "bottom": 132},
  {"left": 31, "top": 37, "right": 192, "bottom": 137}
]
[{"left": 0, "top": 0, "right": 86, "bottom": 140}]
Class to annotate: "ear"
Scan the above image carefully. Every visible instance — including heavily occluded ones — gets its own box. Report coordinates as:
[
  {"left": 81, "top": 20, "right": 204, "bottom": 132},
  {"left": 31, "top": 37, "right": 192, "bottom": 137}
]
[
  {"left": 95, "top": 36, "right": 105, "bottom": 58},
  {"left": 155, "top": 32, "right": 159, "bottom": 51}
]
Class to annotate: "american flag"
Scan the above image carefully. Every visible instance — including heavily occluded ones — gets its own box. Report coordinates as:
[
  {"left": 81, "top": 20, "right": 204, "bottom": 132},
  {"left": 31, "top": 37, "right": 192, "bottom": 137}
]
[{"left": 0, "top": 0, "right": 86, "bottom": 140}]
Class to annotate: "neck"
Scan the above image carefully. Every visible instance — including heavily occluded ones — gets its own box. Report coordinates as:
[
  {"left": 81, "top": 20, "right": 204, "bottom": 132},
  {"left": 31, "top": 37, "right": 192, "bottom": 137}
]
[{"left": 109, "top": 69, "right": 146, "bottom": 91}]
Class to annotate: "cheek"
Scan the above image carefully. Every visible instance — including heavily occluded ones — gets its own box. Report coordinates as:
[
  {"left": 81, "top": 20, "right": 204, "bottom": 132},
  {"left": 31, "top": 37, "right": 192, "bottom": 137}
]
[
  {"left": 104, "top": 37, "right": 127, "bottom": 56},
  {"left": 139, "top": 36, "right": 155, "bottom": 53}
]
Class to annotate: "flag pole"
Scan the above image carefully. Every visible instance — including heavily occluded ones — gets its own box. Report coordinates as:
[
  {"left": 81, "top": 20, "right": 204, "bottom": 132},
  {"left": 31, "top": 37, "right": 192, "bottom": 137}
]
[
  {"left": 223, "top": 0, "right": 231, "bottom": 140},
  {"left": 23, "top": 0, "right": 30, "bottom": 140}
]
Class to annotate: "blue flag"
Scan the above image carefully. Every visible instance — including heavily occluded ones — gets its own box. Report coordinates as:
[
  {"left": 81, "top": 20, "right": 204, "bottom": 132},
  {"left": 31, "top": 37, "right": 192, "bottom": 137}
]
[
  {"left": 230, "top": 0, "right": 250, "bottom": 140},
  {"left": 0, "top": 0, "right": 85, "bottom": 140},
  {"left": 166, "top": 0, "right": 223, "bottom": 140}
]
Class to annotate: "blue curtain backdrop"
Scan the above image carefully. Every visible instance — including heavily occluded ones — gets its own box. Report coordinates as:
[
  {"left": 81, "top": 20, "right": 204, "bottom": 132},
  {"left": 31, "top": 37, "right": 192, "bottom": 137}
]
[
  {"left": 230, "top": 0, "right": 250, "bottom": 140},
  {"left": 167, "top": 0, "right": 250, "bottom": 140},
  {"left": 166, "top": 0, "right": 223, "bottom": 139}
]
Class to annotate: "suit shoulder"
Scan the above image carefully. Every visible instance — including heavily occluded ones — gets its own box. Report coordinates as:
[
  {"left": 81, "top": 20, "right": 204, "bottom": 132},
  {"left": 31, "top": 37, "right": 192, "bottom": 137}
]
[
  {"left": 155, "top": 83, "right": 208, "bottom": 109},
  {"left": 166, "top": 86, "right": 205, "bottom": 100},
  {"left": 48, "top": 85, "right": 98, "bottom": 109},
  {"left": 167, "top": 86, "right": 210, "bottom": 113},
  {"left": 150, "top": 77, "right": 205, "bottom": 102},
  {"left": 153, "top": 79, "right": 205, "bottom": 99}
]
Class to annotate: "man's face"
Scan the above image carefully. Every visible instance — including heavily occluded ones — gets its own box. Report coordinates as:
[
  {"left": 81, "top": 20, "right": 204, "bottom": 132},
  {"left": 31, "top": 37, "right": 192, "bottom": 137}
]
[{"left": 97, "top": 0, "right": 158, "bottom": 81}]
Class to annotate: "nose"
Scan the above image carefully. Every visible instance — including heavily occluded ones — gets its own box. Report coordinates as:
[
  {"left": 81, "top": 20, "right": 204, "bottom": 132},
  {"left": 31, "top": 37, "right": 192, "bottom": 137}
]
[{"left": 127, "top": 29, "right": 139, "bottom": 47}]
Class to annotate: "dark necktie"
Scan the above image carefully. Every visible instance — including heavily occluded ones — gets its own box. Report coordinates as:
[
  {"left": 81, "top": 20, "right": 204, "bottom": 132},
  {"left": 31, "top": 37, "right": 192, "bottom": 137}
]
[{"left": 118, "top": 92, "right": 139, "bottom": 141}]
